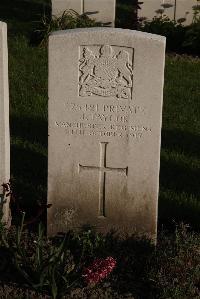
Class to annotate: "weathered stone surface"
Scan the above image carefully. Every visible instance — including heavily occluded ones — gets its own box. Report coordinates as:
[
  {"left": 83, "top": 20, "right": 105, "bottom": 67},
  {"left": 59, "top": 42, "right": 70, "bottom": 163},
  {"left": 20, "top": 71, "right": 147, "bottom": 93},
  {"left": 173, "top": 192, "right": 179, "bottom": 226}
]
[
  {"left": 0, "top": 22, "right": 10, "bottom": 227},
  {"left": 52, "top": 0, "right": 116, "bottom": 27},
  {"left": 139, "top": 0, "right": 174, "bottom": 20},
  {"left": 48, "top": 28, "right": 166, "bottom": 241},
  {"left": 176, "top": 0, "right": 197, "bottom": 25},
  {"left": 139, "top": 0, "right": 197, "bottom": 25},
  {"left": 84, "top": 0, "right": 116, "bottom": 26},
  {"left": 52, "top": 0, "right": 82, "bottom": 17}
]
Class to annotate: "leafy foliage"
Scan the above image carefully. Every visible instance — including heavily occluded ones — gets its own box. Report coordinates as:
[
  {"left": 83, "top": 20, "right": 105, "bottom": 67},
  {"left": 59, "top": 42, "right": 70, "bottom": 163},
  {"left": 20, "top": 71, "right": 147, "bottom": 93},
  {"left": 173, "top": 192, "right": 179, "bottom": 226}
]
[
  {"left": 1, "top": 214, "right": 78, "bottom": 299},
  {"left": 141, "top": 16, "right": 186, "bottom": 53},
  {"left": 0, "top": 217, "right": 118, "bottom": 298},
  {"left": 0, "top": 222, "right": 200, "bottom": 298},
  {"left": 32, "top": 10, "right": 102, "bottom": 46},
  {"left": 140, "top": 4, "right": 200, "bottom": 56},
  {"left": 183, "top": 22, "right": 200, "bottom": 54}
]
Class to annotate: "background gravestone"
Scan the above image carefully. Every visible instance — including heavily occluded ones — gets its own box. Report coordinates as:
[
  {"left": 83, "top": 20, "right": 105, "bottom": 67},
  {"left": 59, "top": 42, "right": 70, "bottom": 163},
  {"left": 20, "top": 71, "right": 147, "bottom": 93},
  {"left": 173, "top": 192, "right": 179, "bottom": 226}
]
[
  {"left": 48, "top": 28, "right": 166, "bottom": 241},
  {"left": 139, "top": 0, "right": 197, "bottom": 25},
  {"left": 175, "top": 0, "right": 197, "bottom": 24},
  {"left": 139, "top": 0, "right": 174, "bottom": 21},
  {"left": 52, "top": 0, "right": 82, "bottom": 17},
  {"left": 0, "top": 22, "right": 10, "bottom": 227},
  {"left": 52, "top": 0, "right": 116, "bottom": 27}
]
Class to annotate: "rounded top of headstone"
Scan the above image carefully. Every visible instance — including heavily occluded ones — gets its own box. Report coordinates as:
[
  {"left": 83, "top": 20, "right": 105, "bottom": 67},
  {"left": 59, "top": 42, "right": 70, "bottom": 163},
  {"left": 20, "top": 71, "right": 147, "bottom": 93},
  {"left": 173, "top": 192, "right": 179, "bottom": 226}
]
[
  {"left": 50, "top": 27, "right": 166, "bottom": 43},
  {"left": 0, "top": 21, "right": 7, "bottom": 29}
]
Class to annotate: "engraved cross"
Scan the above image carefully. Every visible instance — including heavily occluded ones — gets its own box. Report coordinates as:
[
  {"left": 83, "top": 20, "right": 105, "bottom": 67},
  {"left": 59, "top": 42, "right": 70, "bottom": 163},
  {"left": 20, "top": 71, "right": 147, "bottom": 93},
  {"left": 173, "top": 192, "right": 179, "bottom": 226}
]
[{"left": 78, "top": 142, "right": 128, "bottom": 217}]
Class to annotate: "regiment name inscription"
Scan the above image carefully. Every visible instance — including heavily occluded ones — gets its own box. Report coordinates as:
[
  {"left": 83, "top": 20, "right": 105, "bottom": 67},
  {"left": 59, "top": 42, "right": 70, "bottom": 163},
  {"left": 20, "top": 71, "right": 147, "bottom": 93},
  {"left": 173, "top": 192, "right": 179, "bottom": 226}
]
[{"left": 55, "top": 101, "right": 152, "bottom": 140}]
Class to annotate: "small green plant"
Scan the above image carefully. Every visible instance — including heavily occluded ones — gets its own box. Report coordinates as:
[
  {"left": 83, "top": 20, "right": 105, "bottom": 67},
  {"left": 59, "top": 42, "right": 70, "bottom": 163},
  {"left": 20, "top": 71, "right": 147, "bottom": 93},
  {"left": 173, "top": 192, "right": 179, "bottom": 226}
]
[
  {"left": 73, "top": 229, "right": 106, "bottom": 259},
  {"left": 33, "top": 9, "right": 102, "bottom": 46},
  {"left": 141, "top": 16, "right": 186, "bottom": 53},
  {"left": 1, "top": 213, "right": 78, "bottom": 299},
  {"left": 0, "top": 215, "right": 111, "bottom": 298}
]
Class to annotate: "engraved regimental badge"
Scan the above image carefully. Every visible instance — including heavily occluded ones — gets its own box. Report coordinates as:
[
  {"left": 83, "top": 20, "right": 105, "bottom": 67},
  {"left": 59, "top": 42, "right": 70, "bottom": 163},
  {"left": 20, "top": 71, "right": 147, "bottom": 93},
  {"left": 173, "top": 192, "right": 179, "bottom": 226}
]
[{"left": 79, "top": 45, "right": 134, "bottom": 100}]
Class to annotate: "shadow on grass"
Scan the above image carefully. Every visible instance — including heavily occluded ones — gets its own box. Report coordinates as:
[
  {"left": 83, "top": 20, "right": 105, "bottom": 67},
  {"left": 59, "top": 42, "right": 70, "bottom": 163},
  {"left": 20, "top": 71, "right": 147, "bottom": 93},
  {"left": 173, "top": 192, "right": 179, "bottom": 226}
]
[
  {"left": 160, "top": 157, "right": 200, "bottom": 197},
  {"left": 0, "top": 0, "right": 51, "bottom": 36},
  {"left": 159, "top": 128, "right": 200, "bottom": 229},
  {"left": 9, "top": 92, "right": 48, "bottom": 223},
  {"left": 11, "top": 142, "right": 47, "bottom": 194},
  {"left": 159, "top": 190, "right": 200, "bottom": 231},
  {"left": 162, "top": 128, "right": 200, "bottom": 159},
  {"left": 11, "top": 115, "right": 47, "bottom": 148},
  {"left": 108, "top": 236, "right": 155, "bottom": 298},
  {"left": 160, "top": 128, "right": 200, "bottom": 196}
]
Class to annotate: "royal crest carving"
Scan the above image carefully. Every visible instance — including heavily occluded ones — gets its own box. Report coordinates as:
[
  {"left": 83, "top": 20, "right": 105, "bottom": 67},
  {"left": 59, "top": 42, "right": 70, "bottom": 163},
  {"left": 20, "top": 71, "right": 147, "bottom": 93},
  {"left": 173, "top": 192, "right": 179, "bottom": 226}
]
[{"left": 79, "top": 45, "right": 134, "bottom": 100}]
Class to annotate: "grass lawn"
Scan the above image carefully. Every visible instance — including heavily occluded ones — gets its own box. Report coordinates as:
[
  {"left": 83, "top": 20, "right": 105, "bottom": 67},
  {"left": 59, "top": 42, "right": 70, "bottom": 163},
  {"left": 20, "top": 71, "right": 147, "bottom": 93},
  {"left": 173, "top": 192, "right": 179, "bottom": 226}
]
[
  {"left": 0, "top": 0, "right": 200, "bottom": 298},
  {"left": 160, "top": 54, "right": 200, "bottom": 229}
]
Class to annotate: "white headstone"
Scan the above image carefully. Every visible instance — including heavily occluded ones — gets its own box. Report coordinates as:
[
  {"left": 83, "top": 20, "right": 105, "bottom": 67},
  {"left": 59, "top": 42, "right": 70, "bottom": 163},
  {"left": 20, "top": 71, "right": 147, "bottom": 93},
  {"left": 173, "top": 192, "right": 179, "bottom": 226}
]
[
  {"left": 48, "top": 28, "right": 166, "bottom": 241},
  {"left": 0, "top": 22, "right": 10, "bottom": 227},
  {"left": 52, "top": 0, "right": 116, "bottom": 27}
]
